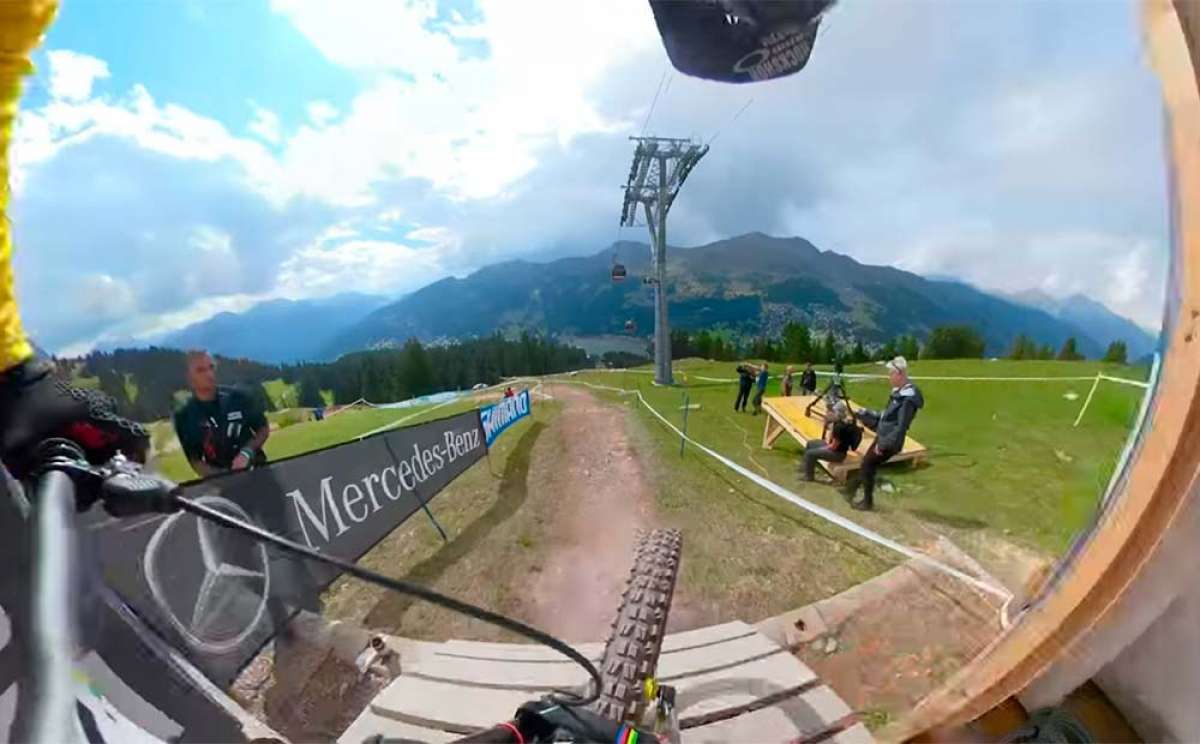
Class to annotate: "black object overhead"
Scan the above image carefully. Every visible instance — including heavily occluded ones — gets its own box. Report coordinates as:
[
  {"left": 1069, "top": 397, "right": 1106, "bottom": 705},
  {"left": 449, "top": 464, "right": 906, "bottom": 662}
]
[{"left": 648, "top": 0, "right": 834, "bottom": 84}]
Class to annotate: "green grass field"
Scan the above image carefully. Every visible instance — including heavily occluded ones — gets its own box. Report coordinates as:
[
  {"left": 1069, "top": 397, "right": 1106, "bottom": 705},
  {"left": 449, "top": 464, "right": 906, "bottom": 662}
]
[
  {"left": 571, "top": 358, "right": 1146, "bottom": 572},
  {"left": 262, "top": 378, "right": 334, "bottom": 409}
]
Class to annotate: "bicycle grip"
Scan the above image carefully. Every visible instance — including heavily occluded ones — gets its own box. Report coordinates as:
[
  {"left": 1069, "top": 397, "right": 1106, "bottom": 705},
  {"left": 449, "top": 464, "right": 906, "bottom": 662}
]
[
  {"left": 450, "top": 723, "right": 521, "bottom": 743},
  {"left": 100, "top": 472, "right": 180, "bottom": 516}
]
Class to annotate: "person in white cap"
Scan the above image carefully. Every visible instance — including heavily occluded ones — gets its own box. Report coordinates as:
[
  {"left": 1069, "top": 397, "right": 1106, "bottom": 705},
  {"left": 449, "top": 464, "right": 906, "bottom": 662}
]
[{"left": 844, "top": 356, "right": 924, "bottom": 510}]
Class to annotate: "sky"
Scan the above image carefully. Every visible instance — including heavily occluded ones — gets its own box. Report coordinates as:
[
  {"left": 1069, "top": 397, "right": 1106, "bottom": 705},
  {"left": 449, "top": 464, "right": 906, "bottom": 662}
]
[{"left": 10, "top": 0, "right": 1170, "bottom": 355}]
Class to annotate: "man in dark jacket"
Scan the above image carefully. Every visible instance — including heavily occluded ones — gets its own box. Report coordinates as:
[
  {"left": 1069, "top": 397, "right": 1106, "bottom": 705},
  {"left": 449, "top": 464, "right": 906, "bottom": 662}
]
[
  {"left": 735, "top": 364, "right": 755, "bottom": 411},
  {"left": 801, "top": 400, "right": 863, "bottom": 481},
  {"left": 844, "top": 356, "right": 923, "bottom": 510},
  {"left": 799, "top": 362, "right": 817, "bottom": 395},
  {"left": 173, "top": 350, "right": 270, "bottom": 477}
]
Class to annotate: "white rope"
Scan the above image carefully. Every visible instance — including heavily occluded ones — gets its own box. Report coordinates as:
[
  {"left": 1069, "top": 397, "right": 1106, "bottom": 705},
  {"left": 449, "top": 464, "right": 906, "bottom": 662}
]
[
  {"left": 550, "top": 377, "right": 1012, "bottom": 601},
  {"left": 355, "top": 378, "right": 523, "bottom": 440},
  {"left": 647, "top": 369, "right": 1148, "bottom": 387},
  {"left": 356, "top": 397, "right": 463, "bottom": 439},
  {"left": 1073, "top": 374, "right": 1103, "bottom": 428}
]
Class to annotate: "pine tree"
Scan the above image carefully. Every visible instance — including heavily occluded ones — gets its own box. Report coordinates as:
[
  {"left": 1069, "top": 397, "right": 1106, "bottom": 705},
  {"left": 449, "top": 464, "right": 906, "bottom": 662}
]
[
  {"left": 401, "top": 339, "right": 435, "bottom": 397},
  {"left": 1057, "top": 337, "right": 1084, "bottom": 361},
  {"left": 923, "top": 325, "right": 986, "bottom": 359},
  {"left": 822, "top": 333, "right": 837, "bottom": 366},
  {"left": 298, "top": 375, "right": 324, "bottom": 408},
  {"left": 897, "top": 335, "right": 920, "bottom": 361},
  {"left": 781, "top": 322, "right": 813, "bottom": 363},
  {"left": 1102, "top": 340, "right": 1127, "bottom": 364}
]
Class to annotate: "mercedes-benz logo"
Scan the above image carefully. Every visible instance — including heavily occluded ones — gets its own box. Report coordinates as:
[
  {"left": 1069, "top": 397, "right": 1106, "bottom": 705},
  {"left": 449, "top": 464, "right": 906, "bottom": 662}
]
[{"left": 142, "top": 495, "right": 271, "bottom": 654}]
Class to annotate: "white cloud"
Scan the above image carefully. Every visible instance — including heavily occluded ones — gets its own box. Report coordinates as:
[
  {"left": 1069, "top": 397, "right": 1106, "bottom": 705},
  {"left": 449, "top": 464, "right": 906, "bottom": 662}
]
[
  {"left": 270, "top": 0, "right": 466, "bottom": 75},
  {"left": 45, "top": 50, "right": 109, "bottom": 101},
  {"left": 13, "top": 75, "right": 286, "bottom": 202},
  {"left": 278, "top": 238, "right": 446, "bottom": 297},
  {"left": 247, "top": 102, "right": 282, "bottom": 144},
  {"left": 74, "top": 274, "right": 137, "bottom": 321},
  {"left": 895, "top": 227, "right": 1164, "bottom": 330},
  {"left": 268, "top": 0, "right": 651, "bottom": 203},
  {"left": 10, "top": 0, "right": 1173, "bottom": 354},
  {"left": 305, "top": 100, "right": 338, "bottom": 126}
]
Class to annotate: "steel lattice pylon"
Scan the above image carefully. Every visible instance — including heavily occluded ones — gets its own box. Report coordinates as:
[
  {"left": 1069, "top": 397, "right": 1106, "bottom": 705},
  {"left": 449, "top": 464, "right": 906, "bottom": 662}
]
[{"left": 620, "top": 136, "right": 708, "bottom": 385}]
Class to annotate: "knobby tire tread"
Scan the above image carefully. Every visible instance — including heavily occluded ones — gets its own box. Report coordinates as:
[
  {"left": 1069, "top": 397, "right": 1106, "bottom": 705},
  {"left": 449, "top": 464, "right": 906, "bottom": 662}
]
[{"left": 589, "top": 528, "right": 682, "bottom": 724}]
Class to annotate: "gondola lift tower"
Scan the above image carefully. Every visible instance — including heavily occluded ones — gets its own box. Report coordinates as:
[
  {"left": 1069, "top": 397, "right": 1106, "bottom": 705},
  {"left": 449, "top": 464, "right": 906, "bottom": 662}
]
[{"left": 619, "top": 136, "right": 708, "bottom": 385}]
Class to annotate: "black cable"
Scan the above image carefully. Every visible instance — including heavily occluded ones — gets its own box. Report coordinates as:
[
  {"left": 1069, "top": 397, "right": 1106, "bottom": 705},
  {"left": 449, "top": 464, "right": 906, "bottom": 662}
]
[{"left": 173, "top": 495, "right": 602, "bottom": 708}]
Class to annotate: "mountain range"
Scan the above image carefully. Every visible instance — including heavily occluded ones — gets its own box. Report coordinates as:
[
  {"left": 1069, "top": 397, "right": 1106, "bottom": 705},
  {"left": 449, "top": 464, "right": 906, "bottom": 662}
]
[
  {"left": 326, "top": 233, "right": 1155, "bottom": 359},
  {"left": 1005, "top": 290, "right": 1157, "bottom": 361},
  {"left": 132, "top": 233, "right": 1157, "bottom": 362},
  {"left": 158, "top": 293, "right": 387, "bottom": 363}
]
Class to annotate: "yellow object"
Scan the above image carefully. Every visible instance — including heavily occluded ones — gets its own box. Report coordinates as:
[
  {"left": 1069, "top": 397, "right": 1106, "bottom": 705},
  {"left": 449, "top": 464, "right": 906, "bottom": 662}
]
[
  {"left": 760, "top": 394, "right": 929, "bottom": 482},
  {"left": 643, "top": 675, "right": 657, "bottom": 703},
  {"left": 0, "top": 0, "right": 58, "bottom": 371}
]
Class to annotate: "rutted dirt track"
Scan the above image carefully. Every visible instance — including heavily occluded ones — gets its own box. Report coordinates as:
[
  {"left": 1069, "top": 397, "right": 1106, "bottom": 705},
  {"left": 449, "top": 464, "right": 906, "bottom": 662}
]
[{"left": 523, "top": 383, "right": 659, "bottom": 641}]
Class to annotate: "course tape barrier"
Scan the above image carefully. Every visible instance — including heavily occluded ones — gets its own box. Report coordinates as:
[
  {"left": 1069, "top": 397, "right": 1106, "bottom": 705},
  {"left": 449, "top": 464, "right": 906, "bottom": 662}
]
[
  {"left": 601, "top": 367, "right": 1150, "bottom": 388},
  {"left": 356, "top": 379, "right": 523, "bottom": 440},
  {"left": 550, "top": 376, "right": 1012, "bottom": 601}
]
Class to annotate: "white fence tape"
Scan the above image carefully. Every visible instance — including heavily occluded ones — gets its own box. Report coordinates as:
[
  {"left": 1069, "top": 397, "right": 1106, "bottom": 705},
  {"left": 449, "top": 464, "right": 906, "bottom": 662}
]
[
  {"left": 604, "top": 367, "right": 1149, "bottom": 388},
  {"left": 354, "top": 378, "right": 526, "bottom": 440},
  {"left": 552, "top": 376, "right": 1012, "bottom": 601}
]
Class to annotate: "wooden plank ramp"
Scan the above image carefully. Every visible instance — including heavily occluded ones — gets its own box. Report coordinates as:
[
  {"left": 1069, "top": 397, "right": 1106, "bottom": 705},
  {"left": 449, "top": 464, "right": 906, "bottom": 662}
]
[
  {"left": 761, "top": 395, "right": 928, "bottom": 483},
  {"left": 338, "top": 621, "right": 871, "bottom": 743}
]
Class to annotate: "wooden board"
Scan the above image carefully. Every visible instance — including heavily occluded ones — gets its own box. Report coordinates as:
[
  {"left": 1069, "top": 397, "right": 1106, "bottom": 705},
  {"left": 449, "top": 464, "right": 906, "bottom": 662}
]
[
  {"left": 338, "top": 623, "right": 867, "bottom": 743},
  {"left": 889, "top": 4, "right": 1200, "bottom": 739},
  {"left": 760, "top": 395, "right": 928, "bottom": 482}
]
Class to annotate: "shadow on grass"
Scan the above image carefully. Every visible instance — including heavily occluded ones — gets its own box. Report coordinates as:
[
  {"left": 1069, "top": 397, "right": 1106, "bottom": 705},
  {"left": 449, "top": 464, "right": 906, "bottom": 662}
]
[
  {"left": 905, "top": 508, "right": 988, "bottom": 531},
  {"left": 690, "top": 453, "right": 894, "bottom": 574},
  {"left": 363, "top": 420, "right": 545, "bottom": 629}
]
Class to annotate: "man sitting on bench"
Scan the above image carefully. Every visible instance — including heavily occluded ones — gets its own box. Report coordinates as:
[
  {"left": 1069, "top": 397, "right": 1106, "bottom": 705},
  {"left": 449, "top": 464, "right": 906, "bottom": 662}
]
[
  {"left": 801, "top": 400, "right": 863, "bottom": 482},
  {"left": 844, "top": 356, "right": 924, "bottom": 511}
]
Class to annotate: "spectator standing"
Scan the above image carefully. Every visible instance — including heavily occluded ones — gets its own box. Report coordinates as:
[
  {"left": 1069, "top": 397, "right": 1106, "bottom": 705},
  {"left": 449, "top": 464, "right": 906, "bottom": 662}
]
[
  {"left": 752, "top": 363, "right": 769, "bottom": 415},
  {"left": 844, "top": 356, "right": 924, "bottom": 511},
  {"left": 782, "top": 365, "right": 795, "bottom": 396},
  {"left": 801, "top": 400, "right": 863, "bottom": 482},
  {"left": 807, "top": 360, "right": 848, "bottom": 418},
  {"left": 173, "top": 350, "right": 270, "bottom": 478},
  {"left": 734, "top": 364, "right": 754, "bottom": 412},
  {"left": 800, "top": 362, "right": 817, "bottom": 395}
]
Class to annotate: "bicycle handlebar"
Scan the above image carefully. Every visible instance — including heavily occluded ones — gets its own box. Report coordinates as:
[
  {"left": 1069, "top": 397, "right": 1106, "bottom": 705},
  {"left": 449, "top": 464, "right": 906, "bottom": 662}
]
[
  {"left": 23, "top": 442, "right": 643, "bottom": 744},
  {"left": 30, "top": 468, "right": 82, "bottom": 744}
]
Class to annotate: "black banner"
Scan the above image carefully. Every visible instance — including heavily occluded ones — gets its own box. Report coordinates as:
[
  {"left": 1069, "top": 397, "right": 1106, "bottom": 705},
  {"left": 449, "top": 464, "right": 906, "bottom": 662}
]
[{"left": 89, "top": 409, "right": 487, "bottom": 685}]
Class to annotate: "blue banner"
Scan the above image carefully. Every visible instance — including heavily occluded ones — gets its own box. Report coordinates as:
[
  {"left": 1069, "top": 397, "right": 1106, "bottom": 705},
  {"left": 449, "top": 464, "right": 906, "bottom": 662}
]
[{"left": 480, "top": 389, "right": 532, "bottom": 446}]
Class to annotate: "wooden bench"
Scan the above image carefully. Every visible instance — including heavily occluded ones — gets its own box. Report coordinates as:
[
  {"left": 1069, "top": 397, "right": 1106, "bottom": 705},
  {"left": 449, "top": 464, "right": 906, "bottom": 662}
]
[{"left": 761, "top": 395, "right": 928, "bottom": 483}]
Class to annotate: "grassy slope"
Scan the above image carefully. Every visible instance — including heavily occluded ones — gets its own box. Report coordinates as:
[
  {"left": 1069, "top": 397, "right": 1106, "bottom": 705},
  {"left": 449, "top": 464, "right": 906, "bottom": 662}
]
[
  {"left": 575, "top": 358, "right": 1145, "bottom": 565},
  {"left": 603, "top": 384, "right": 897, "bottom": 621},
  {"left": 262, "top": 378, "right": 335, "bottom": 409},
  {"left": 322, "top": 402, "right": 562, "bottom": 641}
]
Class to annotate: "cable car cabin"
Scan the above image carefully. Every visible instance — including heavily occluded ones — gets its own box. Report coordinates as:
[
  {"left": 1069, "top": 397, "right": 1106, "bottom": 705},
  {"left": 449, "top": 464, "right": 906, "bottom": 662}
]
[{"left": 611, "top": 263, "right": 627, "bottom": 282}]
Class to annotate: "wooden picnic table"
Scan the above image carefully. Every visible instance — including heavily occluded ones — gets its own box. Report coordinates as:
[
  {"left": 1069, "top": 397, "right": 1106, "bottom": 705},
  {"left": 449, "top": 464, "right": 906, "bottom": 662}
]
[{"left": 761, "top": 395, "right": 928, "bottom": 483}]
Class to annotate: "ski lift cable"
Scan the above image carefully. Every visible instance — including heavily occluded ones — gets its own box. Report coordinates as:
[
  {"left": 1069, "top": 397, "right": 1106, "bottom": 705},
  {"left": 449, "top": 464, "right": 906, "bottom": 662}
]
[
  {"left": 640, "top": 68, "right": 668, "bottom": 138},
  {"left": 707, "top": 97, "right": 755, "bottom": 147}
]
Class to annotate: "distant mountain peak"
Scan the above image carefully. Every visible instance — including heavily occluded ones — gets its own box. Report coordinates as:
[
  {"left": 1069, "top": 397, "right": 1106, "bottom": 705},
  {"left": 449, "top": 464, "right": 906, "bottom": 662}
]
[{"left": 323, "top": 232, "right": 1120, "bottom": 359}]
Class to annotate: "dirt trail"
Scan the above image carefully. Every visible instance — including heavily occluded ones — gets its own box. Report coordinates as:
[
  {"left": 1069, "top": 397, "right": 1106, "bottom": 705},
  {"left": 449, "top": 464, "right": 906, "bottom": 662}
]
[{"left": 523, "top": 384, "right": 658, "bottom": 642}]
